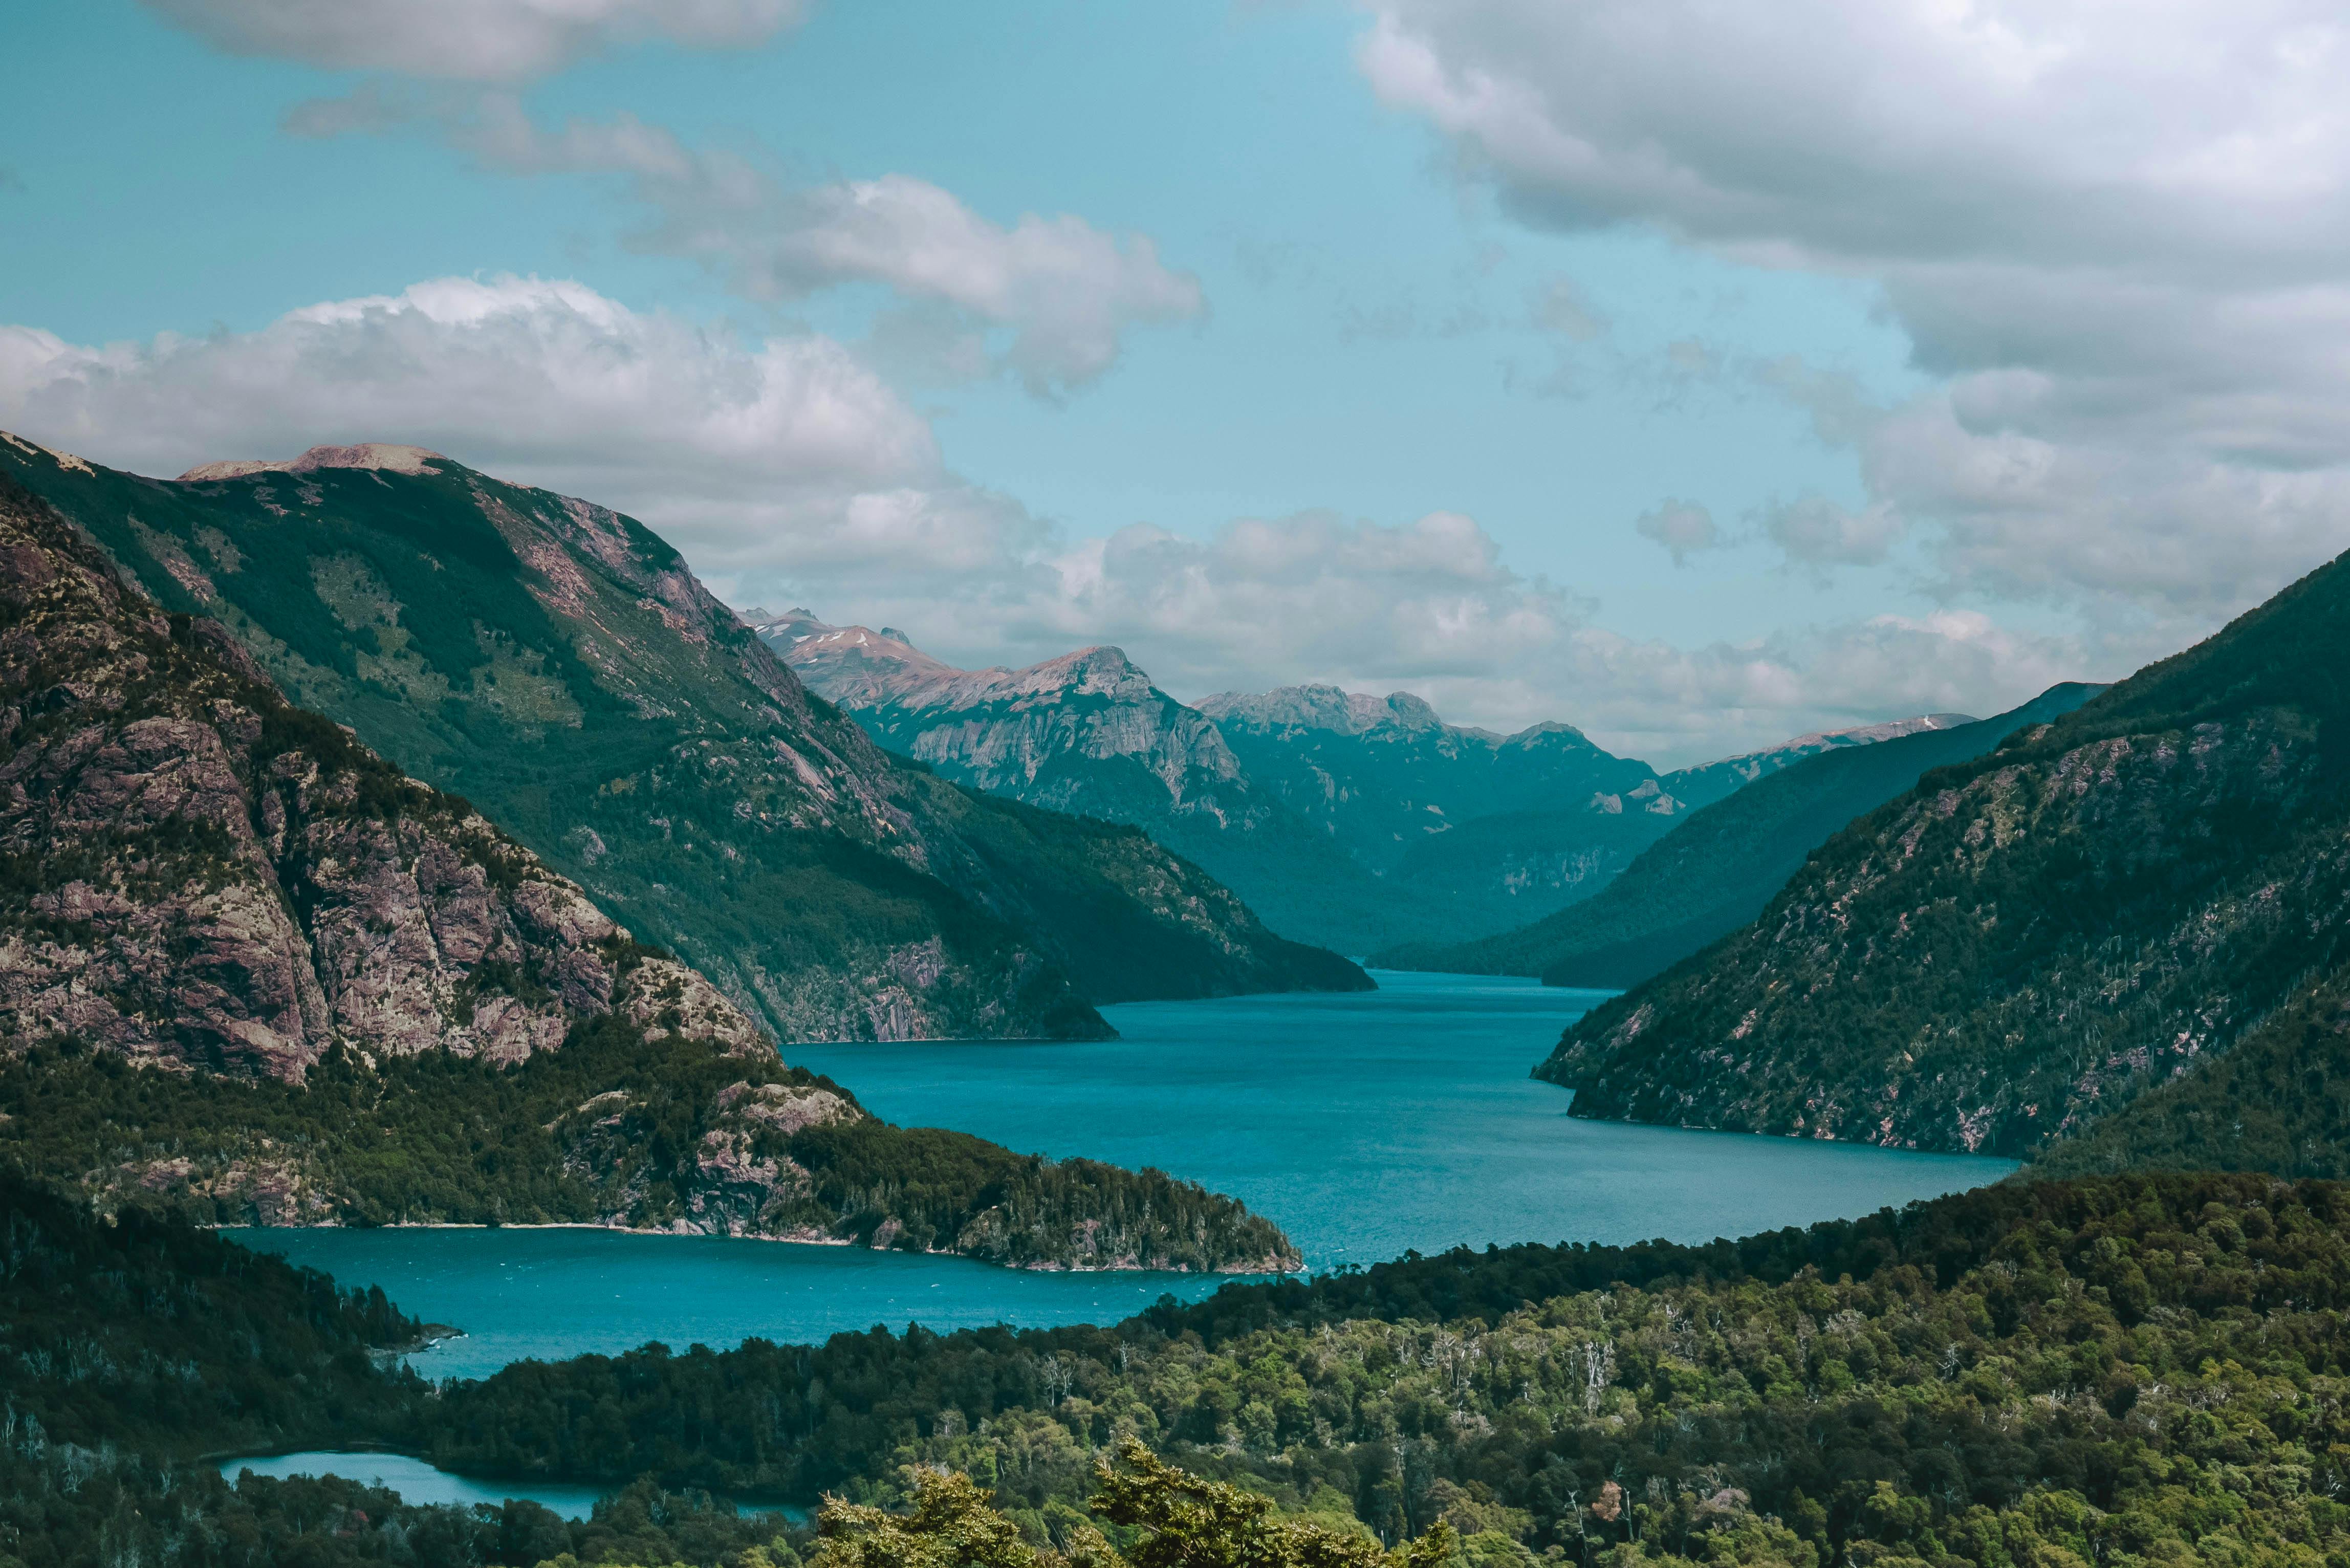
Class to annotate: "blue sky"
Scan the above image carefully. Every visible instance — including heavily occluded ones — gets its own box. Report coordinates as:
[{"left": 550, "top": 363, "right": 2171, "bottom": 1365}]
[{"left": 6, "top": 0, "right": 2340, "bottom": 761}]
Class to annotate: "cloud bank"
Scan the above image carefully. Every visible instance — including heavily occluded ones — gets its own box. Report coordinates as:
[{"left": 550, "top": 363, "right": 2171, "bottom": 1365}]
[
  {"left": 1361, "top": 0, "right": 2350, "bottom": 630},
  {"left": 0, "top": 275, "right": 2085, "bottom": 762}
]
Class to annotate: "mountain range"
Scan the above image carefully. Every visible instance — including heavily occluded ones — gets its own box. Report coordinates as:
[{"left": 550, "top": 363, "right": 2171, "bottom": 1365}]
[
  {"left": 0, "top": 435, "right": 1364, "bottom": 1050},
  {"left": 0, "top": 463, "right": 1296, "bottom": 1270},
  {"left": 759, "top": 608, "right": 1964, "bottom": 956},
  {"left": 1540, "top": 538, "right": 2350, "bottom": 1170}
]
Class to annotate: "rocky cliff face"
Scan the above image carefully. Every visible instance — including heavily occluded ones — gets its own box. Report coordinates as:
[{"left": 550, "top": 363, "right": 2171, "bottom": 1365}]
[
  {"left": 760, "top": 609, "right": 1268, "bottom": 831},
  {"left": 0, "top": 468, "right": 757, "bottom": 1079},
  {"left": 1539, "top": 549, "right": 2350, "bottom": 1161},
  {"left": 0, "top": 434, "right": 1362, "bottom": 1039},
  {"left": 0, "top": 470, "right": 1301, "bottom": 1270}
]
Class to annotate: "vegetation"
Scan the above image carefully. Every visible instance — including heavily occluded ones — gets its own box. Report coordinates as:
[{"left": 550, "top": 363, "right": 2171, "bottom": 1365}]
[
  {"left": 409, "top": 1172, "right": 2350, "bottom": 1568},
  {"left": 1192, "top": 695, "right": 1682, "bottom": 955},
  {"left": 32, "top": 1158, "right": 2350, "bottom": 1568},
  {"left": 0, "top": 438, "right": 1358, "bottom": 1044},
  {"left": 1539, "top": 546, "right": 2350, "bottom": 1158},
  {"left": 0, "top": 1014, "right": 1297, "bottom": 1271},
  {"left": 0, "top": 1165, "right": 799, "bottom": 1566},
  {"left": 1376, "top": 686, "right": 2100, "bottom": 986}
]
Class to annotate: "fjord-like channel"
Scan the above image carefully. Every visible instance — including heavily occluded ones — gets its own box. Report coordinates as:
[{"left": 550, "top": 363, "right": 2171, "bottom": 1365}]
[{"left": 234, "top": 972, "right": 2011, "bottom": 1384}]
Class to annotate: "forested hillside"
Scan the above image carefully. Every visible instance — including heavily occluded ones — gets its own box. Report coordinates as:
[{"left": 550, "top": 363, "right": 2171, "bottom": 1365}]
[
  {"left": 423, "top": 1172, "right": 2350, "bottom": 1568},
  {"left": 1379, "top": 684, "right": 2099, "bottom": 986},
  {"left": 1539, "top": 543, "right": 2350, "bottom": 1158},
  {"left": 0, "top": 469, "right": 1297, "bottom": 1272},
  {"left": 0, "top": 434, "right": 1361, "bottom": 1043}
]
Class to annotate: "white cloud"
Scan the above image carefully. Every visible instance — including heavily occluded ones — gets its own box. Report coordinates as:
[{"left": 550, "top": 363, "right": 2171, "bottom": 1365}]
[
  {"left": 287, "top": 93, "right": 1206, "bottom": 396},
  {"left": 0, "top": 274, "right": 933, "bottom": 507},
  {"left": 0, "top": 277, "right": 2097, "bottom": 767},
  {"left": 143, "top": 0, "right": 807, "bottom": 81},
  {"left": 1361, "top": 0, "right": 2350, "bottom": 624},
  {"left": 1634, "top": 499, "right": 1720, "bottom": 567}
]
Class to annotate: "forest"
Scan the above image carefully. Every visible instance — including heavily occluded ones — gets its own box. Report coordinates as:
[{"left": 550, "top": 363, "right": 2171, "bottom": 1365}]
[
  {"left": 414, "top": 1170, "right": 2350, "bottom": 1568},
  {"left": 0, "top": 1013, "right": 1294, "bottom": 1271}
]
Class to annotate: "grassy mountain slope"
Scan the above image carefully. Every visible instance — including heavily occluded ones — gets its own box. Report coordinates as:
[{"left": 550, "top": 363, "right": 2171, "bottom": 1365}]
[
  {"left": 1539, "top": 545, "right": 2350, "bottom": 1158},
  {"left": 0, "top": 434, "right": 1361, "bottom": 1040},
  {"left": 0, "top": 468, "right": 1297, "bottom": 1271},
  {"left": 1377, "top": 684, "right": 2100, "bottom": 985}
]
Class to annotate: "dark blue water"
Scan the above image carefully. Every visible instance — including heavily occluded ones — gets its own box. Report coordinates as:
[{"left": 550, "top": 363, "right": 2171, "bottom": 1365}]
[{"left": 235, "top": 973, "right": 2012, "bottom": 1384}]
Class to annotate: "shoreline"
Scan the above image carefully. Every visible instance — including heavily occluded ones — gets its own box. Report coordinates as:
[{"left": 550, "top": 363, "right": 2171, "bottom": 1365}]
[{"left": 214, "top": 1219, "right": 1301, "bottom": 1277}]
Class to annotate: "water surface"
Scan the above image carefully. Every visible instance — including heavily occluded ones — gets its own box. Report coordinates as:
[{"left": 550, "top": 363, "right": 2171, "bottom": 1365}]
[
  {"left": 219, "top": 1452, "right": 606, "bottom": 1519},
  {"left": 237, "top": 973, "right": 2012, "bottom": 1381}
]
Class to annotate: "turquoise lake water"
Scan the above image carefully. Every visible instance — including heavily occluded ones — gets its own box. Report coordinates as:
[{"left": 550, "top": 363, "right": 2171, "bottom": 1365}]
[{"left": 234, "top": 972, "right": 2012, "bottom": 1387}]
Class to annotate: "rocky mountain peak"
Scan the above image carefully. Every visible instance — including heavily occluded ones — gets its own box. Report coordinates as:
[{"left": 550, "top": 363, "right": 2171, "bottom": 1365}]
[{"left": 179, "top": 443, "right": 448, "bottom": 482}]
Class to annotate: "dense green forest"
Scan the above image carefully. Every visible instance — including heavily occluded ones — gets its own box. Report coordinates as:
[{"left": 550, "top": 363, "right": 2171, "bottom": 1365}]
[
  {"left": 1375, "top": 685, "right": 2100, "bottom": 986},
  {"left": 0, "top": 1015, "right": 1295, "bottom": 1271},
  {"left": 26, "top": 1162, "right": 2350, "bottom": 1568},
  {"left": 1539, "top": 543, "right": 2350, "bottom": 1158},
  {"left": 418, "top": 1171, "right": 2350, "bottom": 1568},
  {"left": 0, "top": 1166, "right": 801, "bottom": 1566}
]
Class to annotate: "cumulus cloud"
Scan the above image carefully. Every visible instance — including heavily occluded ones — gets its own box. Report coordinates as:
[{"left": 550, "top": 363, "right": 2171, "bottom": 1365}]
[
  {"left": 287, "top": 92, "right": 1205, "bottom": 396},
  {"left": 1634, "top": 499, "right": 1720, "bottom": 566},
  {"left": 143, "top": 0, "right": 806, "bottom": 81},
  {"left": 1360, "top": 0, "right": 2350, "bottom": 625},
  {"left": 0, "top": 274, "right": 935, "bottom": 520}
]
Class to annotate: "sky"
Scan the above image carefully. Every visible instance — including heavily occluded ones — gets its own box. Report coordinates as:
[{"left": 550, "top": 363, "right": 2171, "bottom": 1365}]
[{"left": 5, "top": 0, "right": 2347, "bottom": 766}]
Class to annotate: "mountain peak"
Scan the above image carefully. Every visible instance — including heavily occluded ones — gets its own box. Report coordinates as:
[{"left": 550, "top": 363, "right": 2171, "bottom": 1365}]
[
  {"left": 1195, "top": 684, "right": 1445, "bottom": 737},
  {"left": 179, "top": 443, "right": 448, "bottom": 482}
]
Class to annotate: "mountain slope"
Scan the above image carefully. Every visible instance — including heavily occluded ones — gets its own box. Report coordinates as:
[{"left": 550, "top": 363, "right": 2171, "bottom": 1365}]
[
  {"left": 0, "top": 434, "right": 1361, "bottom": 1040},
  {"left": 1194, "top": 685, "right": 1693, "bottom": 950},
  {"left": 1659, "top": 712, "right": 1977, "bottom": 808},
  {"left": 0, "top": 468, "right": 1297, "bottom": 1271},
  {"left": 769, "top": 616, "right": 1683, "bottom": 954},
  {"left": 1538, "top": 545, "right": 2350, "bottom": 1159},
  {"left": 1379, "top": 684, "right": 2099, "bottom": 985}
]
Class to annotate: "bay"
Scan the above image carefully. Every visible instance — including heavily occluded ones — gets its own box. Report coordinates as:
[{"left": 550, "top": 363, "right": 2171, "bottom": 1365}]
[{"left": 234, "top": 973, "right": 2013, "bottom": 1383}]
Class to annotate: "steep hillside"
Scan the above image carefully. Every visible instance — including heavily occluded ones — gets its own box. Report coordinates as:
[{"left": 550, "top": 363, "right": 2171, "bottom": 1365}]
[
  {"left": 0, "top": 469, "right": 1298, "bottom": 1271},
  {"left": 0, "top": 434, "right": 1362, "bottom": 1040},
  {"left": 1381, "top": 684, "right": 2099, "bottom": 985},
  {"left": 770, "top": 617, "right": 1676, "bottom": 954},
  {"left": 1539, "top": 546, "right": 2350, "bottom": 1159},
  {"left": 1660, "top": 712, "right": 1977, "bottom": 808},
  {"left": 1196, "top": 686, "right": 1689, "bottom": 949}
]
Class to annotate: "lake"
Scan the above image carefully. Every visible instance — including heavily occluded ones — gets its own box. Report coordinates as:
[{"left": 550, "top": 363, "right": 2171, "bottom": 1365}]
[{"left": 235, "top": 972, "right": 2012, "bottom": 1385}]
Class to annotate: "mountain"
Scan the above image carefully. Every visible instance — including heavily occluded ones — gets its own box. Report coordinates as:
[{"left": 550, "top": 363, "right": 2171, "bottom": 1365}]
[
  {"left": 1660, "top": 712, "right": 1978, "bottom": 808},
  {"left": 0, "top": 434, "right": 1364, "bottom": 1044},
  {"left": 1377, "top": 684, "right": 2101, "bottom": 985},
  {"left": 0, "top": 467, "right": 1298, "bottom": 1271},
  {"left": 1537, "top": 543, "right": 2350, "bottom": 1162},
  {"left": 765, "top": 612, "right": 1683, "bottom": 954}
]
